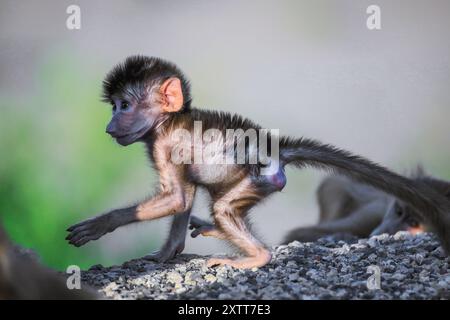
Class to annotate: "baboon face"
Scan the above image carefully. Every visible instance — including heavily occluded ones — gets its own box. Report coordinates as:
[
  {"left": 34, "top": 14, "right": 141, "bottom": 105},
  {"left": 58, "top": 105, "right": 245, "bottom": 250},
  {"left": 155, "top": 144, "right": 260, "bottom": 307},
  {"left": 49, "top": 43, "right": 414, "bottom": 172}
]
[
  {"left": 102, "top": 56, "right": 190, "bottom": 146},
  {"left": 105, "top": 77, "right": 184, "bottom": 146},
  {"left": 371, "top": 199, "right": 422, "bottom": 236},
  {"left": 105, "top": 93, "right": 161, "bottom": 146}
]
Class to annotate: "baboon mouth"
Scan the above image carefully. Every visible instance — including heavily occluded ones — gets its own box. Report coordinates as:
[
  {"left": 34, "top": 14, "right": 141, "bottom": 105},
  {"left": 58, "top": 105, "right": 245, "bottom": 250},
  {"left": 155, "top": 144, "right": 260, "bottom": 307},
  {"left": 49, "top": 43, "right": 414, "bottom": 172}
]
[
  {"left": 115, "top": 127, "right": 150, "bottom": 145},
  {"left": 116, "top": 135, "right": 137, "bottom": 146},
  {"left": 113, "top": 133, "right": 129, "bottom": 139}
]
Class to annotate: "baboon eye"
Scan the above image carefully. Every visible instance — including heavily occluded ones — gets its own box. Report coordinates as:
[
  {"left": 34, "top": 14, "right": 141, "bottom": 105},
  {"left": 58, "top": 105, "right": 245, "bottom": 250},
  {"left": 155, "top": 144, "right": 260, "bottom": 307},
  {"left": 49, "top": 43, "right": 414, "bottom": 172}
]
[
  {"left": 395, "top": 206, "right": 403, "bottom": 217},
  {"left": 112, "top": 103, "right": 117, "bottom": 113},
  {"left": 121, "top": 102, "right": 129, "bottom": 110}
]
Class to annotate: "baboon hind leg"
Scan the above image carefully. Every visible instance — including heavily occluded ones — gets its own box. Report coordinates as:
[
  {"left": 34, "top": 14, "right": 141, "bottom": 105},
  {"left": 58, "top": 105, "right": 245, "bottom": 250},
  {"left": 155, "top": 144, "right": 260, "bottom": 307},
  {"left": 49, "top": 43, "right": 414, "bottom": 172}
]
[{"left": 206, "top": 178, "right": 272, "bottom": 269}]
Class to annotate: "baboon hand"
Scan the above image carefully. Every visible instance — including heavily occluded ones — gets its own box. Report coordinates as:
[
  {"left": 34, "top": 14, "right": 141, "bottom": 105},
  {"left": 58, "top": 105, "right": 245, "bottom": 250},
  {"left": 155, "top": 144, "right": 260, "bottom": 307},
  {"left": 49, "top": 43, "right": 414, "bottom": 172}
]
[{"left": 66, "top": 213, "right": 117, "bottom": 247}]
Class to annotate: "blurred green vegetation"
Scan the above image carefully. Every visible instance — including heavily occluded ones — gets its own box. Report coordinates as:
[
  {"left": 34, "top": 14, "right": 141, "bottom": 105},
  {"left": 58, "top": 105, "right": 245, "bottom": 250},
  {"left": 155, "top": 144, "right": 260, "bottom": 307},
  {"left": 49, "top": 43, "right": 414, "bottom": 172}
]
[{"left": 0, "top": 54, "right": 156, "bottom": 270}]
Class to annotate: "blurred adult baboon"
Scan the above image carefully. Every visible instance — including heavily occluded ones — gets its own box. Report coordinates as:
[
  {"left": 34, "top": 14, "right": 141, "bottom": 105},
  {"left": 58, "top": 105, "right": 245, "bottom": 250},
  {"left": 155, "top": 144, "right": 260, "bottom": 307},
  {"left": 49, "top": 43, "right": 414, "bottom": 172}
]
[
  {"left": 284, "top": 169, "right": 450, "bottom": 243},
  {"left": 0, "top": 224, "right": 98, "bottom": 300}
]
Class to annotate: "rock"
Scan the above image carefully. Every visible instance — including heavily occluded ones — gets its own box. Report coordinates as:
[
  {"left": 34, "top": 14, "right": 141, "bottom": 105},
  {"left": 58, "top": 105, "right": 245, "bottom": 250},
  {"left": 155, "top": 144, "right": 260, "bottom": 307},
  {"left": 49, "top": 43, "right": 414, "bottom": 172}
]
[
  {"left": 286, "top": 261, "right": 297, "bottom": 268},
  {"left": 184, "top": 271, "right": 200, "bottom": 286},
  {"left": 393, "top": 231, "right": 410, "bottom": 241},
  {"left": 391, "top": 273, "right": 406, "bottom": 281},
  {"left": 289, "top": 241, "right": 303, "bottom": 248},
  {"left": 414, "top": 254, "right": 424, "bottom": 265},
  {"left": 367, "top": 238, "right": 379, "bottom": 248},
  {"left": 368, "top": 253, "right": 378, "bottom": 262},
  {"left": 332, "top": 244, "right": 351, "bottom": 255},
  {"left": 81, "top": 232, "right": 449, "bottom": 300},
  {"left": 166, "top": 271, "right": 183, "bottom": 288},
  {"left": 89, "top": 264, "right": 104, "bottom": 271},
  {"left": 204, "top": 274, "right": 217, "bottom": 283},
  {"left": 102, "top": 282, "right": 119, "bottom": 298},
  {"left": 288, "top": 273, "right": 299, "bottom": 282}
]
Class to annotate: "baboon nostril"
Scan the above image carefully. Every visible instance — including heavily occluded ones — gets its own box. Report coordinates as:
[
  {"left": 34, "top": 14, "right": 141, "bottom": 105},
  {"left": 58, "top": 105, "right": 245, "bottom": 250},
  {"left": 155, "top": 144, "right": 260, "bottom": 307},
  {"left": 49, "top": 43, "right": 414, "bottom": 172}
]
[{"left": 106, "top": 123, "right": 117, "bottom": 135}]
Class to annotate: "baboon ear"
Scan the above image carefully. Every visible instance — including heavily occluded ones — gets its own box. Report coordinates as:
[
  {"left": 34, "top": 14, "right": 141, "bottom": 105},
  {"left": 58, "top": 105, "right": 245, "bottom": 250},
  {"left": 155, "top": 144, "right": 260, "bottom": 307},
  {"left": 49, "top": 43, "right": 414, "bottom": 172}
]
[{"left": 160, "top": 78, "right": 184, "bottom": 112}]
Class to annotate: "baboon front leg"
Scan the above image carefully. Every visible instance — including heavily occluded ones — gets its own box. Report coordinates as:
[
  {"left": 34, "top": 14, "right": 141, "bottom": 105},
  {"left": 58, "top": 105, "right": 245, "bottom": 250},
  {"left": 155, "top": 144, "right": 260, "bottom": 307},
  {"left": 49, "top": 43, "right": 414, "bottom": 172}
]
[
  {"left": 66, "top": 206, "right": 138, "bottom": 247},
  {"left": 67, "top": 184, "right": 194, "bottom": 247},
  {"left": 67, "top": 159, "right": 193, "bottom": 248},
  {"left": 66, "top": 192, "right": 185, "bottom": 247},
  {"left": 206, "top": 179, "right": 272, "bottom": 269},
  {"left": 144, "top": 210, "right": 191, "bottom": 262},
  {"left": 145, "top": 184, "right": 197, "bottom": 262}
]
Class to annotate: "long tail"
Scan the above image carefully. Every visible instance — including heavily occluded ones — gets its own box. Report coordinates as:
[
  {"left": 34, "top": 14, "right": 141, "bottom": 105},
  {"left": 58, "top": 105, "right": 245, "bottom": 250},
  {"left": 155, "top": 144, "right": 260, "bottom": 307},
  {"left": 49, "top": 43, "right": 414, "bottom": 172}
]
[{"left": 279, "top": 136, "right": 450, "bottom": 252}]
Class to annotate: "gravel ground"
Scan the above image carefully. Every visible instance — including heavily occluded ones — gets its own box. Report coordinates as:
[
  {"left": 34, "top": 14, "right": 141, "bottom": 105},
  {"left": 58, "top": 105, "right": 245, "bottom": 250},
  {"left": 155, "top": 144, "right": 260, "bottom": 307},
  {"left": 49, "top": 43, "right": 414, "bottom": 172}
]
[{"left": 82, "top": 232, "right": 449, "bottom": 300}]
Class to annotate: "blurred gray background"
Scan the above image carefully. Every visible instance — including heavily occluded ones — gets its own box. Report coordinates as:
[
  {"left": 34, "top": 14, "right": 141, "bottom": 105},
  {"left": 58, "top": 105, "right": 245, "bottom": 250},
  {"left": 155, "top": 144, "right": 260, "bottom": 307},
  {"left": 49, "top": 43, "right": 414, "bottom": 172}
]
[{"left": 0, "top": 0, "right": 449, "bottom": 269}]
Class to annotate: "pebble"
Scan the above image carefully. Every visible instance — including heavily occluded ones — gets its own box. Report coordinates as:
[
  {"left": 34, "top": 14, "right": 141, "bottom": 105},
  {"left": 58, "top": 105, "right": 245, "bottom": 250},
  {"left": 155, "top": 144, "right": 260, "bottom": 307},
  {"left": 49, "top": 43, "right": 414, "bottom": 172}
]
[
  {"left": 166, "top": 271, "right": 183, "bottom": 288},
  {"left": 414, "top": 253, "right": 424, "bottom": 265},
  {"left": 204, "top": 274, "right": 217, "bottom": 283}
]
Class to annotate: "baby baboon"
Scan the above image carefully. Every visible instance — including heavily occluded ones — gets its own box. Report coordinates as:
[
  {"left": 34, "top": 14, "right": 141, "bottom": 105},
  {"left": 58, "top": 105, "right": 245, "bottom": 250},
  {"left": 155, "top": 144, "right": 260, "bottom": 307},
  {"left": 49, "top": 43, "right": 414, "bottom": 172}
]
[{"left": 67, "top": 56, "right": 450, "bottom": 268}]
